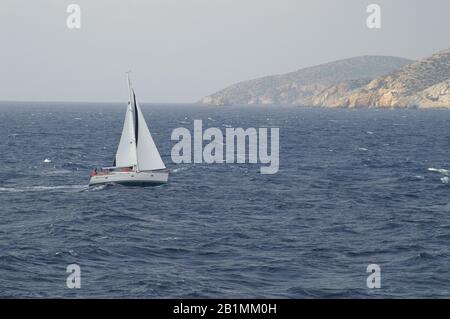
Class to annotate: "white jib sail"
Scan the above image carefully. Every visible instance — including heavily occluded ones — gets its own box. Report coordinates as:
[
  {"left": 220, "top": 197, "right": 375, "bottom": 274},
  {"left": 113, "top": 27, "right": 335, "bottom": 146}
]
[{"left": 135, "top": 99, "right": 166, "bottom": 171}]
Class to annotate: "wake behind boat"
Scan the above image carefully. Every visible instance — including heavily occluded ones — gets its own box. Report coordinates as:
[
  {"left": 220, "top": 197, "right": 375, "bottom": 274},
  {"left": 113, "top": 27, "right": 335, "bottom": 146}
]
[{"left": 89, "top": 73, "right": 168, "bottom": 186}]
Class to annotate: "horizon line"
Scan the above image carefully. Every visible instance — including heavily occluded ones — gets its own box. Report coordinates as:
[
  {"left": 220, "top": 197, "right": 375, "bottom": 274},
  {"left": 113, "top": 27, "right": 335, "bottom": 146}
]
[{"left": 0, "top": 99, "right": 201, "bottom": 105}]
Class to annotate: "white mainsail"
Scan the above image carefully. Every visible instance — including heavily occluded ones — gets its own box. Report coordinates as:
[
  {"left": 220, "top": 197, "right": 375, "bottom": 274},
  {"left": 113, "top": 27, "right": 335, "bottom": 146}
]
[
  {"left": 115, "top": 101, "right": 138, "bottom": 167},
  {"left": 114, "top": 73, "right": 165, "bottom": 171}
]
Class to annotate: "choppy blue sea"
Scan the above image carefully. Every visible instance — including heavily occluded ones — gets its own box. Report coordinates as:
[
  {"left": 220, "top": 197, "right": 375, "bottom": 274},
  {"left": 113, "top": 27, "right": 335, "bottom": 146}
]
[{"left": 1, "top": 102, "right": 450, "bottom": 298}]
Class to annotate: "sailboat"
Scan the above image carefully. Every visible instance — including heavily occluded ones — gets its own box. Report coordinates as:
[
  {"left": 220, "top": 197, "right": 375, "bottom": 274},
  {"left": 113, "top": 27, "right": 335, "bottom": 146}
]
[{"left": 89, "top": 73, "right": 169, "bottom": 186}]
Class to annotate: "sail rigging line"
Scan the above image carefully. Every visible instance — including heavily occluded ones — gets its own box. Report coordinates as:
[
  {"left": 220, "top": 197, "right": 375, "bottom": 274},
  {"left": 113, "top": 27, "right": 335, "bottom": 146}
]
[{"left": 133, "top": 89, "right": 139, "bottom": 146}]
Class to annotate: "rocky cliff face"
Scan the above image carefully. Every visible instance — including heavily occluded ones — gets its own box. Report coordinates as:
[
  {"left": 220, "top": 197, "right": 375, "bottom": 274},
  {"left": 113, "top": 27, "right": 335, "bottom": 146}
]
[
  {"left": 411, "top": 79, "right": 450, "bottom": 108},
  {"left": 331, "top": 48, "right": 450, "bottom": 108},
  {"left": 199, "top": 56, "right": 413, "bottom": 106}
]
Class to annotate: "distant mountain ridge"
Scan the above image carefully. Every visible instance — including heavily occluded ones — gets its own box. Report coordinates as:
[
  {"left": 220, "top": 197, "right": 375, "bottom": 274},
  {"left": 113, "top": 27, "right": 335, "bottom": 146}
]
[
  {"left": 331, "top": 48, "right": 450, "bottom": 108},
  {"left": 199, "top": 55, "right": 413, "bottom": 106}
]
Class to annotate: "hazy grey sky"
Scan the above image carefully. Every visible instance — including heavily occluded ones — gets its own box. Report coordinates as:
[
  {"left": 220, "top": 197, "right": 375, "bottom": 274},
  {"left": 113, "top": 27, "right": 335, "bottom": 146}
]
[{"left": 1, "top": 0, "right": 449, "bottom": 103}]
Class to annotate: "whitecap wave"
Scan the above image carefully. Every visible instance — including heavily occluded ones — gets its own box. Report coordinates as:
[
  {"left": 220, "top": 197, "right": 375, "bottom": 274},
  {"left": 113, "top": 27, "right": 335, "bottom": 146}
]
[
  {"left": 172, "top": 166, "right": 191, "bottom": 173},
  {"left": 427, "top": 168, "right": 449, "bottom": 175},
  {"left": 87, "top": 184, "right": 108, "bottom": 192}
]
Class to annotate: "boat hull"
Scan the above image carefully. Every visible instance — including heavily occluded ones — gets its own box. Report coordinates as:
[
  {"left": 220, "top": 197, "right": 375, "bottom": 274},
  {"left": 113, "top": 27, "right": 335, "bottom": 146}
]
[{"left": 89, "top": 171, "right": 169, "bottom": 186}]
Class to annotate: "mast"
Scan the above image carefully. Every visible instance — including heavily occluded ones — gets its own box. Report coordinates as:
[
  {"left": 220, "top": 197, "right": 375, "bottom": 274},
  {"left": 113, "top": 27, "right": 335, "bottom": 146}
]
[{"left": 127, "top": 72, "right": 141, "bottom": 171}]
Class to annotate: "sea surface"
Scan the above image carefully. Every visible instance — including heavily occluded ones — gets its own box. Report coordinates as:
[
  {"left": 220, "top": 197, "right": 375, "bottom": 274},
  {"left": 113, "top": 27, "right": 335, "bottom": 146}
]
[{"left": 1, "top": 102, "right": 450, "bottom": 298}]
